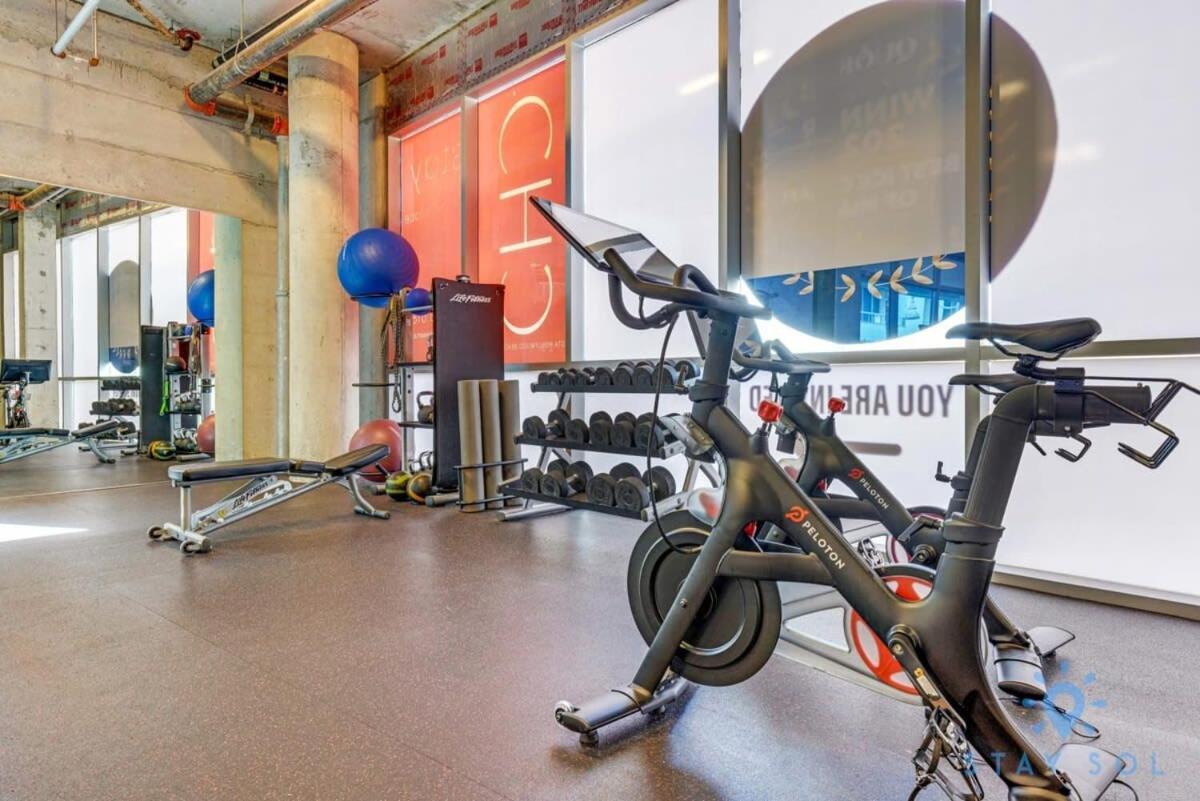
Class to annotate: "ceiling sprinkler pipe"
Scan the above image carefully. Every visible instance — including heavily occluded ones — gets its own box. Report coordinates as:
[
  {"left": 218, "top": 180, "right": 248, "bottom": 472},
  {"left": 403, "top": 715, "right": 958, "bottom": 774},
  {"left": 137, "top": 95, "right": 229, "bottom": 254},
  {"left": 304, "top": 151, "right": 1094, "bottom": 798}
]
[
  {"left": 52, "top": 0, "right": 104, "bottom": 57},
  {"left": 184, "top": 0, "right": 377, "bottom": 107}
]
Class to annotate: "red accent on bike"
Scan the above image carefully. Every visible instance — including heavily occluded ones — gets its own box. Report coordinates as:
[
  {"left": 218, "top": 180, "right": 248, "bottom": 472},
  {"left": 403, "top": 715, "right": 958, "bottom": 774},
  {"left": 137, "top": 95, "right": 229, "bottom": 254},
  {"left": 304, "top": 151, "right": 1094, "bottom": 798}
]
[
  {"left": 785, "top": 506, "right": 809, "bottom": 523},
  {"left": 848, "top": 468, "right": 864, "bottom": 480},
  {"left": 743, "top": 522, "right": 758, "bottom": 536},
  {"left": 848, "top": 576, "right": 933, "bottom": 695},
  {"left": 757, "top": 399, "right": 784, "bottom": 423},
  {"left": 828, "top": 397, "right": 847, "bottom": 414}
]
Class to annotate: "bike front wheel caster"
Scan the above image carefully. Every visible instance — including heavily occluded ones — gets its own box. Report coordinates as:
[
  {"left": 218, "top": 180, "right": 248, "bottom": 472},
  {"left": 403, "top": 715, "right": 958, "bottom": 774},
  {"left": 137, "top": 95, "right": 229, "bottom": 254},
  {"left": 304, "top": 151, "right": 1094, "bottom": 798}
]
[{"left": 147, "top": 526, "right": 166, "bottom": 541}]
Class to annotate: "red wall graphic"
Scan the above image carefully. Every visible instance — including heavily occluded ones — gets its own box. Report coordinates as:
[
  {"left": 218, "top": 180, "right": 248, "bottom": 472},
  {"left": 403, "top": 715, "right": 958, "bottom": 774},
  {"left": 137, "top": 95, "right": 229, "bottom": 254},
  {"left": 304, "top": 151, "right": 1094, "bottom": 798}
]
[
  {"left": 399, "top": 112, "right": 463, "bottom": 357},
  {"left": 476, "top": 62, "right": 567, "bottom": 364}
]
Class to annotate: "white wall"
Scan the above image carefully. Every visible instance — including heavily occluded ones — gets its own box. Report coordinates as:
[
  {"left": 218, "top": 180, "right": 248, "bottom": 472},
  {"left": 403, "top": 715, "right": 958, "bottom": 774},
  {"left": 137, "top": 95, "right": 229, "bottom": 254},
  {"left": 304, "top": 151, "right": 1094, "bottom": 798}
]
[{"left": 2, "top": 251, "right": 17, "bottom": 359}]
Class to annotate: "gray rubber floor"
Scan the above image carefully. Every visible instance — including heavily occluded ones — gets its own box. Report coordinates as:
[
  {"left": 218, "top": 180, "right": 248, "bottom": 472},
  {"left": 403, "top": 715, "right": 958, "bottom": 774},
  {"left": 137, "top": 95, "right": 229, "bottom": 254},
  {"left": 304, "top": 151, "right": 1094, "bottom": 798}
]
[{"left": 0, "top": 450, "right": 1195, "bottom": 800}]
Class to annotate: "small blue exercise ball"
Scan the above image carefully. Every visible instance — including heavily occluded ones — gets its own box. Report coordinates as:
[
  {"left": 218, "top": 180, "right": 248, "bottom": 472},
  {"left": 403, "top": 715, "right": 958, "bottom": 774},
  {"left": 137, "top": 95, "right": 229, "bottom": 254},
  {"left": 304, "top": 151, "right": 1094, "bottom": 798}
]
[
  {"left": 405, "top": 287, "right": 432, "bottom": 315},
  {"left": 187, "top": 270, "right": 215, "bottom": 326},
  {"left": 337, "top": 228, "right": 420, "bottom": 308}
]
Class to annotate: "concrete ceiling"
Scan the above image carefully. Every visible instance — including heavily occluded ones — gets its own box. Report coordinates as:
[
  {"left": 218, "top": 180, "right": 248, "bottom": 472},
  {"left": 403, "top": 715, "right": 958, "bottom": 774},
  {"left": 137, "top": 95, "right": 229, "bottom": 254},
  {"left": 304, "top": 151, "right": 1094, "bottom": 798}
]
[
  {"left": 98, "top": 0, "right": 489, "bottom": 72},
  {"left": 0, "top": 178, "right": 42, "bottom": 195}
]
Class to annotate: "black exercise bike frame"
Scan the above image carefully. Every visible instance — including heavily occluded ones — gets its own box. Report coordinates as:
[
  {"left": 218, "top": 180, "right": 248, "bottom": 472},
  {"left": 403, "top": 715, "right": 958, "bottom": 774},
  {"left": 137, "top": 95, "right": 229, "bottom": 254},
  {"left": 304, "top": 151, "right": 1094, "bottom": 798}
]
[{"left": 597, "top": 254, "right": 1150, "bottom": 799}]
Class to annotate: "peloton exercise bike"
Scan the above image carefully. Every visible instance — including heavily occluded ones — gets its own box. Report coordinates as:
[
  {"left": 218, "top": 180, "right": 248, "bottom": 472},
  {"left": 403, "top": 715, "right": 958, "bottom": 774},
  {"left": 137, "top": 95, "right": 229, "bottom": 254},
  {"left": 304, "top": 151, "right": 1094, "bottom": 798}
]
[
  {"left": 683, "top": 325, "right": 1075, "bottom": 703},
  {"left": 532, "top": 197, "right": 1195, "bottom": 801}
]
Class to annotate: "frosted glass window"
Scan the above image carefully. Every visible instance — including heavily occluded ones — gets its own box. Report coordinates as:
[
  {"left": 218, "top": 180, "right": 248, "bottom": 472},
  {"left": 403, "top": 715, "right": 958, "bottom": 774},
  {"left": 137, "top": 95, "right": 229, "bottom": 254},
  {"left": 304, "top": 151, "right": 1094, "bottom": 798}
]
[
  {"left": 739, "top": 361, "right": 965, "bottom": 506},
  {"left": 61, "top": 231, "right": 99, "bottom": 429},
  {"left": 2, "top": 250, "right": 18, "bottom": 359},
  {"left": 992, "top": 357, "right": 1200, "bottom": 599},
  {"left": 100, "top": 220, "right": 141, "bottom": 375},
  {"left": 989, "top": 0, "right": 1200, "bottom": 341},
  {"left": 149, "top": 209, "right": 189, "bottom": 326},
  {"left": 580, "top": 0, "right": 719, "bottom": 360},
  {"left": 740, "top": 0, "right": 966, "bottom": 355}
]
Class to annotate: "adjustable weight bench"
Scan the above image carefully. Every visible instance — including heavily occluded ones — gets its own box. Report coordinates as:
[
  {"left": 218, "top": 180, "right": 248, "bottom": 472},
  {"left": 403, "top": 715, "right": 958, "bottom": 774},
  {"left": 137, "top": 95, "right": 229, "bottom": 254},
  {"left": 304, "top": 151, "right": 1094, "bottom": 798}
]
[
  {"left": 147, "top": 444, "right": 392, "bottom": 554},
  {"left": 0, "top": 419, "right": 127, "bottom": 465}
]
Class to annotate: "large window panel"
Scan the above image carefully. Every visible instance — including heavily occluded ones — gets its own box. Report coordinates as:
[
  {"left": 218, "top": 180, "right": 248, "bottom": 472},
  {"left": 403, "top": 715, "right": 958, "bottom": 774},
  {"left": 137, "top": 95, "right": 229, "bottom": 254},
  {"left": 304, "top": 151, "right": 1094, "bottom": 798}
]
[
  {"left": 993, "top": 357, "right": 1200, "bottom": 599},
  {"left": 60, "top": 230, "right": 99, "bottom": 429},
  {"left": 989, "top": 1, "right": 1200, "bottom": 340},
  {"left": 740, "top": 0, "right": 966, "bottom": 354},
  {"left": 2, "top": 250, "right": 18, "bottom": 359},
  {"left": 398, "top": 110, "right": 463, "bottom": 359},
  {"left": 149, "top": 209, "right": 189, "bottom": 326},
  {"left": 100, "top": 220, "right": 140, "bottom": 375},
  {"left": 580, "top": 0, "right": 719, "bottom": 360},
  {"left": 477, "top": 60, "right": 568, "bottom": 365}
]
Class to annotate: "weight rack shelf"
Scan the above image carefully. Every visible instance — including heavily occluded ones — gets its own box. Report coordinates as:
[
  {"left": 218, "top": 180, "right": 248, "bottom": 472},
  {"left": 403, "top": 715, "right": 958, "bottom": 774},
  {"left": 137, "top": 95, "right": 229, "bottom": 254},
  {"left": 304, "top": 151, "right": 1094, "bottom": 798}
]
[
  {"left": 514, "top": 435, "right": 684, "bottom": 460},
  {"left": 500, "top": 482, "right": 644, "bottom": 520},
  {"left": 530, "top": 383, "right": 688, "bottom": 395}
]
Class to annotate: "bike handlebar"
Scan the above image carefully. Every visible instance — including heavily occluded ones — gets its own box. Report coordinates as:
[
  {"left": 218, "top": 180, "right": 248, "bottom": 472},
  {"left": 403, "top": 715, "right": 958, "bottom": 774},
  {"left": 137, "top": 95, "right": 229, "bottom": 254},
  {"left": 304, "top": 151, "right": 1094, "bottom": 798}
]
[{"left": 603, "top": 249, "right": 772, "bottom": 321}]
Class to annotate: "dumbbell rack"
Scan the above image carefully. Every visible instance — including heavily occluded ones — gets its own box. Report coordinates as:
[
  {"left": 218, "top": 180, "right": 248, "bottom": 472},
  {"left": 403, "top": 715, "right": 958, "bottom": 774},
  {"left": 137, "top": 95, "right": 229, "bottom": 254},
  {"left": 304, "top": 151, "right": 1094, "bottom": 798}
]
[{"left": 498, "top": 378, "right": 720, "bottom": 523}]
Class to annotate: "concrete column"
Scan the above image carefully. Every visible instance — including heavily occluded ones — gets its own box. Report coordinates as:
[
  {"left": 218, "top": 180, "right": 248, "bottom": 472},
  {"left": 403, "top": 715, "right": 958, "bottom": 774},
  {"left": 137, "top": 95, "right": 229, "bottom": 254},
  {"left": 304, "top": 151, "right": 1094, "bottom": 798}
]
[
  {"left": 18, "top": 205, "right": 59, "bottom": 428},
  {"left": 288, "top": 31, "right": 359, "bottom": 459},
  {"left": 358, "top": 73, "right": 389, "bottom": 424},
  {"left": 240, "top": 221, "right": 278, "bottom": 459},
  {"left": 214, "top": 214, "right": 243, "bottom": 460}
]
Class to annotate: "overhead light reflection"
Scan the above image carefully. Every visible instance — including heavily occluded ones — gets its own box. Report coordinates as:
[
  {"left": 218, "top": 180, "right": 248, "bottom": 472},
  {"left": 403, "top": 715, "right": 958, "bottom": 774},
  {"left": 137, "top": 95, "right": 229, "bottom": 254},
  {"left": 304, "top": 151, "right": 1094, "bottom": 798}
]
[{"left": 0, "top": 524, "right": 88, "bottom": 544}]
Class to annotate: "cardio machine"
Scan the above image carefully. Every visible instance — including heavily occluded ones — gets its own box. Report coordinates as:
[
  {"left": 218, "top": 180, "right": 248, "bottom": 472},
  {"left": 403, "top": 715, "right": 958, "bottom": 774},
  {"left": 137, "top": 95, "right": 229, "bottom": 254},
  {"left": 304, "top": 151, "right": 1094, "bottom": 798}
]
[
  {"left": 684, "top": 325, "right": 1074, "bottom": 702},
  {"left": 532, "top": 197, "right": 1194, "bottom": 801}
]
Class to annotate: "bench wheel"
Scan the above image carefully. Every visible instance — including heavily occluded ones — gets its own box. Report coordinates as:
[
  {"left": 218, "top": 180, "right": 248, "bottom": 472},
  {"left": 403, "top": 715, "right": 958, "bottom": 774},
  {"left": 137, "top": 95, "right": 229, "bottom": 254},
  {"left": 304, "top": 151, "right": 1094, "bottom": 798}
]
[
  {"left": 147, "top": 526, "right": 167, "bottom": 541},
  {"left": 180, "top": 539, "right": 211, "bottom": 555}
]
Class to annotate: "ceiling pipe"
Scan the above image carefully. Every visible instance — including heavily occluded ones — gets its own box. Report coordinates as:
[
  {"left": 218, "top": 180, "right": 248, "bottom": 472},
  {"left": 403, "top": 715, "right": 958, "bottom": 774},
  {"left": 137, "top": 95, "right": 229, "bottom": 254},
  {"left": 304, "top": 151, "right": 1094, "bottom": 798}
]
[
  {"left": 0, "top": 184, "right": 67, "bottom": 221},
  {"left": 123, "top": 0, "right": 202, "bottom": 50},
  {"left": 184, "top": 0, "right": 378, "bottom": 108},
  {"left": 52, "top": 0, "right": 104, "bottom": 57}
]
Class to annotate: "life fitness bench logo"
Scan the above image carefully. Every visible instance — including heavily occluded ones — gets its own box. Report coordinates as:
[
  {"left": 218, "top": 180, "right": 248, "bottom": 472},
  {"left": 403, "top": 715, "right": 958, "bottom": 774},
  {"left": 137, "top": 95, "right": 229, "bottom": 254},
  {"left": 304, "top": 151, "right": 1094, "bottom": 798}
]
[
  {"left": 848, "top": 467, "right": 890, "bottom": 511},
  {"left": 449, "top": 293, "right": 492, "bottom": 304},
  {"left": 786, "top": 506, "right": 847, "bottom": 570},
  {"left": 497, "top": 95, "right": 554, "bottom": 337}
]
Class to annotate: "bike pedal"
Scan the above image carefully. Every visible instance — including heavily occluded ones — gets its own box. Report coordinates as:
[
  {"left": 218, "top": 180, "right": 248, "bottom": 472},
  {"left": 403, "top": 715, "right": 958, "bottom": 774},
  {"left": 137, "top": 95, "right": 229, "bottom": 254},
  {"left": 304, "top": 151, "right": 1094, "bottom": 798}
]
[
  {"left": 994, "top": 643, "right": 1047, "bottom": 701},
  {"left": 1050, "top": 743, "right": 1127, "bottom": 801}
]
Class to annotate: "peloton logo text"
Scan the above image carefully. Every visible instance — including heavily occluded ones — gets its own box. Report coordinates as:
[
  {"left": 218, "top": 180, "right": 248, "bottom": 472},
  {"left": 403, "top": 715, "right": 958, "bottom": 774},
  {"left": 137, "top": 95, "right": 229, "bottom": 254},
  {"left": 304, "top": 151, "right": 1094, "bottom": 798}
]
[
  {"left": 787, "top": 507, "right": 848, "bottom": 570},
  {"left": 848, "top": 468, "right": 891, "bottom": 511}
]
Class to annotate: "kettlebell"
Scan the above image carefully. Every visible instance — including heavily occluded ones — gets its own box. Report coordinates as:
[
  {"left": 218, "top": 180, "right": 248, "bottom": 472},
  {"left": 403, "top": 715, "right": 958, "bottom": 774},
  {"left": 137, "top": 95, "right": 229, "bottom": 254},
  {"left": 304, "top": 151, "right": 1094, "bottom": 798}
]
[
  {"left": 407, "top": 471, "right": 433, "bottom": 503},
  {"left": 417, "top": 391, "right": 435, "bottom": 424},
  {"left": 385, "top": 471, "right": 412, "bottom": 501}
]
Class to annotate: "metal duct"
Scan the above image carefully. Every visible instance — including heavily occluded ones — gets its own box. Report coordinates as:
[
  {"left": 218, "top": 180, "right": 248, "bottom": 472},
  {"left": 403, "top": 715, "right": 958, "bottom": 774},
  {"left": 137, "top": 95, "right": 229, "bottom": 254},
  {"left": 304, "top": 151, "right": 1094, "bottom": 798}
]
[{"left": 184, "top": 0, "right": 377, "bottom": 107}]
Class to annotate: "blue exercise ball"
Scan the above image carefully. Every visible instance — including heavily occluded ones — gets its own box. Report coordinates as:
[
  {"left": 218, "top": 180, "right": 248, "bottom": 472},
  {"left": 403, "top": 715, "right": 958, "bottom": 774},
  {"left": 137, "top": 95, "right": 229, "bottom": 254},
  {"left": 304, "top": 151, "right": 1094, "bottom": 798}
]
[
  {"left": 405, "top": 287, "right": 432, "bottom": 315},
  {"left": 187, "top": 270, "right": 215, "bottom": 326},
  {"left": 337, "top": 228, "right": 420, "bottom": 308}
]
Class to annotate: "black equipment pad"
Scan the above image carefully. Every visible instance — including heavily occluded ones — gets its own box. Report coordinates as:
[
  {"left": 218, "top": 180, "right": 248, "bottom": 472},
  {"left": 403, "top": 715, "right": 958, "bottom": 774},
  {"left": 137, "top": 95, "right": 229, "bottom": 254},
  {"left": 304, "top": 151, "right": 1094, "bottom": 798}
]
[
  {"left": 74, "top": 420, "right": 123, "bottom": 438},
  {"left": 168, "top": 458, "right": 292, "bottom": 483},
  {"left": 2, "top": 427, "right": 69, "bottom": 438},
  {"left": 323, "top": 444, "right": 389, "bottom": 476},
  {"left": 947, "top": 318, "right": 1100, "bottom": 355}
]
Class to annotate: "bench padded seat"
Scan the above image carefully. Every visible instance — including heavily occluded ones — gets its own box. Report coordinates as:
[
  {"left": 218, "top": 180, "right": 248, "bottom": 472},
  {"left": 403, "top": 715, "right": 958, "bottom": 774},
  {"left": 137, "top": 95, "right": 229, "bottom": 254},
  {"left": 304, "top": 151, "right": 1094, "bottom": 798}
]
[
  {"left": 2, "top": 427, "right": 69, "bottom": 437},
  {"left": 169, "top": 457, "right": 292, "bottom": 483},
  {"left": 324, "top": 444, "right": 389, "bottom": 476},
  {"left": 74, "top": 419, "right": 123, "bottom": 438},
  {"left": 289, "top": 459, "right": 326, "bottom": 475}
]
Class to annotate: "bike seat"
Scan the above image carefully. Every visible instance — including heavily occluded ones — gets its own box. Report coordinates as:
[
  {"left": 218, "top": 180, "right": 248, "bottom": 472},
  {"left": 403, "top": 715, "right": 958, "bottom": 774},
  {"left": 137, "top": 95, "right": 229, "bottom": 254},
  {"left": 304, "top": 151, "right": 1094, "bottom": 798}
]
[
  {"left": 946, "top": 318, "right": 1100, "bottom": 355},
  {"left": 948, "top": 373, "right": 1037, "bottom": 393}
]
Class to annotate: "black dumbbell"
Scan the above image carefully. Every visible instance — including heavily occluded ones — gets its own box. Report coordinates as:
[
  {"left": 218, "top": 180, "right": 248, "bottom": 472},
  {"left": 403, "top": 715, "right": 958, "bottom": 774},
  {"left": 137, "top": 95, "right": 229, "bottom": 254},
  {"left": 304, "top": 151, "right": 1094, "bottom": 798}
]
[
  {"left": 578, "top": 367, "right": 597, "bottom": 386},
  {"left": 592, "top": 367, "right": 615, "bottom": 386},
  {"left": 613, "top": 361, "right": 636, "bottom": 386},
  {"left": 545, "top": 371, "right": 563, "bottom": 386},
  {"left": 611, "top": 462, "right": 640, "bottom": 481},
  {"left": 547, "top": 409, "right": 571, "bottom": 438},
  {"left": 558, "top": 368, "right": 578, "bottom": 386},
  {"left": 675, "top": 358, "right": 701, "bottom": 383},
  {"left": 588, "top": 411, "right": 613, "bottom": 446},
  {"left": 520, "top": 467, "right": 544, "bottom": 492},
  {"left": 653, "top": 362, "right": 679, "bottom": 389},
  {"left": 615, "top": 466, "right": 678, "bottom": 512},
  {"left": 541, "top": 460, "right": 594, "bottom": 498},
  {"left": 565, "top": 418, "right": 589, "bottom": 443},
  {"left": 586, "top": 472, "right": 618, "bottom": 506},
  {"left": 611, "top": 413, "right": 637, "bottom": 449},
  {"left": 632, "top": 362, "right": 656, "bottom": 388},
  {"left": 522, "top": 416, "right": 548, "bottom": 439},
  {"left": 635, "top": 418, "right": 669, "bottom": 450},
  {"left": 538, "top": 371, "right": 554, "bottom": 386}
]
